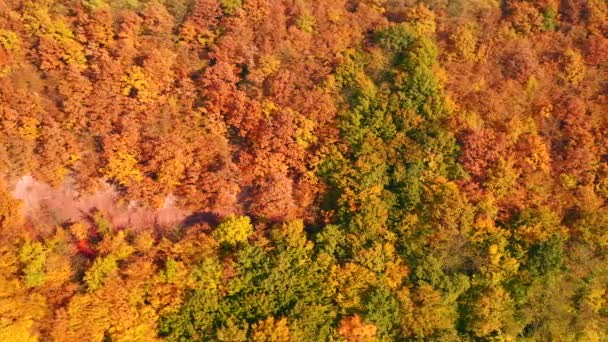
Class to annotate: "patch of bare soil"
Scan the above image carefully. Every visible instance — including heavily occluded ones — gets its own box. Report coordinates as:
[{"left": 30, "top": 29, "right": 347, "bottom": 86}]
[{"left": 12, "top": 176, "right": 189, "bottom": 232}]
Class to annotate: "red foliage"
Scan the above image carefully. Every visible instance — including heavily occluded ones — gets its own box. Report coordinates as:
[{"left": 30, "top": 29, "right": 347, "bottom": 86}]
[
  {"left": 249, "top": 174, "right": 297, "bottom": 222},
  {"left": 585, "top": 35, "right": 608, "bottom": 66},
  {"left": 458, "top": 129, "right": 509, "bottom": 180},
  {"left": 76, "top": 239, "right": 96, "bottom": 257},
  {"left": 501, "top": 46, "right": 538, "bottom": 82},
  {"left": 551, "top": 96, "right": 597, "bottom": 180}
]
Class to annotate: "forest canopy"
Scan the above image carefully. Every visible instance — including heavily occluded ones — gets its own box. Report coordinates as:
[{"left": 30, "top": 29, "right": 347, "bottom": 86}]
[{"left": 0, "top": 0, "right": 608, "bottom": 340}]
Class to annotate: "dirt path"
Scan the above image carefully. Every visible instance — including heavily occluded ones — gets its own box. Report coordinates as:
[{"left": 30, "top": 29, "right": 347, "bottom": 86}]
[{"left": 12, "top": 176, "right": 189, "bottom": 231}]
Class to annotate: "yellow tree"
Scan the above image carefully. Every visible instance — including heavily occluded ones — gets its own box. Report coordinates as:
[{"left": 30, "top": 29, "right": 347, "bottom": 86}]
[
  {"left": 251, "top": 317, "right": 291, "bottom": 342},
  {"left": 0, "top": 245, "right": 48, "bottom": 342},
  {"left": 100, "top": 151, "right": 143, "bottom": 186}
]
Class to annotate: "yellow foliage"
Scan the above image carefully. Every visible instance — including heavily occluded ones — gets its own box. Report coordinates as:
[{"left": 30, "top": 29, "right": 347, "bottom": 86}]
[
  {"left": 22, "top": 3, "right": 86, "bottom": 70},
  {"left": 404, "top": 5, "right": 436, "bottom": 36},
  {"left": 486, "top": 159, "right": 521, "bottom": 199},
  {"left": 196, "top": 29, "right": 217, "bottom": 47},
  {"left": 44, "top": 252, "right": 73, "bottom": 287},
  {"left": 0, "top": 319, "right": 38, "bottom": 342},
  {"left": 586, "top": 0, "right": 608, "bottom": 35},
  {"left": 257, "top": 54, "right": 281, "bottom": 78},
  {"left": 157, "top": 158, "right": 185, "bottom": 188},
  {"left": 540, "top": 103, "right": 553, "bottom": 118},
  {"left": 122, "top": 66, "right": 155, "bottom": 102},
  {"left": 526, "top": 75, "right": 539, "bottom": 94},
  {"left": 594, "top": 164, "right": 608, "bottom": 199},
  {"left": 327, "top": 9, "right": 342, "bottom": 23},
  {"left": 449, "top": 23, "right": 478, "bottom": 62},
  {"left": 69, "top": 222, "right": 89, "bottom": 240},
  {"left": 327, "top": 262, "right": 377, "bottom": 311},
  {"left": 470, "top": 217, "right": 520, "bottom": 284},
  {"left": 354, "top": 243, "right": 388, "bottom": 273},
  {"left": 101, "top": 151, "right": 143, "bottom": 185},
  {"left": 296, "top": 14, "right": 315, "bottom": 33},
  {"left": 274, "top": 219, "right": 309, "bottom": 249},
  {"left": 148, "top": 283, "right": 185, "bottom": 315},
  {"left": 561, "top": 49, "right": 585, "bottom": 84},
  {"left": 295, "top": 115, "right": 316, "bottom": 148},
  {"left": 84, "top": 255, "right": 118, "bottom": 291},
  {"left": 134, "top": 232, "right": 155, "bottom": 253},
  {"left": 68, "top": 154, "right": 80, "bottom": 165},
  {"left": 57, "top": 285, "right": 158, "bottom": 342},
  {"left": 0, "top": 247, "right": 47, "bottom": 342},
  {"left": 506, "top": 116, "right": 536, "bottom": 144},
  {"left": 97, "top": 230, "right": 135, "bottom": 260},
  {"left": 471, "top": 77, "right": 486, "bottom": 92},
  {"left": 560, "top": 173, "right": 578, "bottom": 190},
  {"left": 523, "top": 135, "right": 550, "bottom": 173},
  {"left": 0, "top": 182, "right": 23, "bottom": 233},
  {"left": 514, "top": 224, "right": 550, "bottom": 245},
  {"left": 17, "top": 117, "right": 41, "bottom": 141},
  {"left": 488, "top": 244, "right": 499, "bottom": 255},
  {"left": 581, "top": 285, "right": 607, "bottom": 313},
  {"left": 262, "top": 100, "right": 279, "bottom": 118},
  {"left": 0, "top": 29, "right": 20, "bottom": 51},
  {"left": 382, "top": 261, "right": 409, "bottom": 289},
  {"left": 54, "top": 35, "right": 87, "bottom": 67},
  {"left": 18, "top": 241, "right": 47, "bottom": 288},
  {"left": 178, "top": 22, "right": 197, "bottom": 42},
  {"left": 83, "top": 0, "right": 110, "bottom": 10},
  {"left": 401, "top": 284, "right": 455, "bottom": 337},
  {"left": 489, "top": 248, "right": 502, "bottom": 266},
  {"left": 251, "top": 317, "right": 291, "bottom": 342},
  {"left": 212, "top": 215, "right": 254, "bottom": 246},
  {"left": 470, "top": 286, "right": 512, "bottom": 337}
]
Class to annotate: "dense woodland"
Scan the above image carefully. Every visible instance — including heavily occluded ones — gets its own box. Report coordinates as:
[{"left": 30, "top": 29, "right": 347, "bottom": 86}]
[{"left": 0, "top": 0, "right": 608, "bottom": 340}]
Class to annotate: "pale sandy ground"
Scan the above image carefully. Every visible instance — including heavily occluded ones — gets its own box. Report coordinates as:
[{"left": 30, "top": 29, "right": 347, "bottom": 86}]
[{"left": 12, "top": 175, "right": 189, "bottom": 231}]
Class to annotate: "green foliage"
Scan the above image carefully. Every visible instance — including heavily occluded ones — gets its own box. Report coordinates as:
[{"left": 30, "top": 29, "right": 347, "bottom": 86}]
[
  {"left": 219, "top": 0, "right": 242, "bottom": 15},
  {"left": 18, "top": 241, "right": 47, "bottom": 288},
  {"left": 444, "top": 0, "right": 500, "bottom": 16},
  {"left": 164, "top": 0, "right": 197, "bottom": 23},
  {"left": 83, "top": 0, "right": 109, "bottom": 10},
  {"left": 1, "top": 1, "right": 608, "bottom": 340},
  {"left": 542, "top": 7, "right": 558, "bottom": 31},
  {"left": 84, "top": 255, "right": 118, "bottom": 291},
  {"left": 526, "top": 236, "right": 564, "bottom": 276},
  {"left": 322, "top": 15, "right": 459, "bottom": 246},
  {"left": 216, "top": 318, "right": 248, "bottom": 341},
  {"left": 161, "top": 219, "right": 335, "bottom": 340},
  {"left": 315, "top": 224, "right": 347, "bottom": 258},
  {"left": 376, "top": 24, "right": 415, "bottom": 53},
  {"left": 316, "top": 15, "right": 474, "bottom": 340},
  {"left": 158, "top": 258, "right": 183, "bottom": 284},
  {"left": 363, "top": 286, "right": 401, "bottom": 338},
  {"left": 190, "top": 256, "right": 222, "bottom": 290},
  {"left": 571, "top": 210, "right": 608, "bottom": 252},
  {"left": 159, "top": 286, "right": 221, "bottom": 339},
  {"left": 85, "top": 0, "right": 140, "bottom": 10},
  {"left": 93, "top": 211, "right": 112, "bottom": 236}
]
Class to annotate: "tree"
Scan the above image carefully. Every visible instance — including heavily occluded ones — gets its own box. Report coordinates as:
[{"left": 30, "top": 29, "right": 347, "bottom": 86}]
[
  {"left": 0, "top": 181, "right": 23, "bottom": 236},
  {"left": 212, "top": 215, "right": 254, "bottom": 247},
  {"left": 251, "top": 317, "right": 291, "bottom": 342},
  {"left": 338, "top": 315, "right": 377, "bottom": 342}
]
